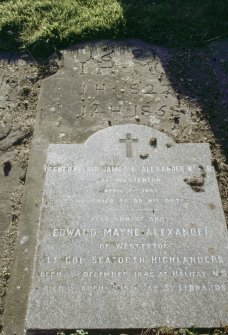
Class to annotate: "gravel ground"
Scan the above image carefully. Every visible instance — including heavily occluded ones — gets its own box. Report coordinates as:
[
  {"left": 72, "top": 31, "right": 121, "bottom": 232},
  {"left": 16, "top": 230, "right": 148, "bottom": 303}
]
[{"left": 0, "top": 52, "right": 60, "bottom": 328}]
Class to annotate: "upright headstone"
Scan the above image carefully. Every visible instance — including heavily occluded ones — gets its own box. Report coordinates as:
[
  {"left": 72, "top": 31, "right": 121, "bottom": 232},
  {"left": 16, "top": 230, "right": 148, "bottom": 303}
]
[{"left": 26, "top": 125, "right": 228, "bottom": 333}]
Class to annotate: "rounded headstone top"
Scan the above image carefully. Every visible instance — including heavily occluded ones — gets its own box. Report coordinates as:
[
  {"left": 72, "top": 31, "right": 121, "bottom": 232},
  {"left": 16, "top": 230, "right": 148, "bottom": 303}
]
[
  {"left": 85, "top": 124, "right": 174, "bottom": 147},
  {"left": 82, "top": 125, "right": 175, "bottom": 161}
]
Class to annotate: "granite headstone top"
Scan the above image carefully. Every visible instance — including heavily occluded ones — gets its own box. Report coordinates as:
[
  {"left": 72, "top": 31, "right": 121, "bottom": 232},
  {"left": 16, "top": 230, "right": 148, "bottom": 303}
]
[
  {"left": 26, "top": 125, "right": 228, "bottom": 333},
  {"left": 37, "top": 40, "right": 192, "bottom": 144}
]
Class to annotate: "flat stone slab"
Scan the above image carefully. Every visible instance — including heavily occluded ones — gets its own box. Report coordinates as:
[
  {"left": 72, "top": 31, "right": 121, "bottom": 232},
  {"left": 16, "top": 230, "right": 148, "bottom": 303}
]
[
  {"left": 26, "top": 125, "right": 228, "bottom": 333},
  {"left": 37, "top": 39, "right": 192, "bottom": 144},
  {"left": 4, "top": 40, "right": 195, "bottom": 335}
]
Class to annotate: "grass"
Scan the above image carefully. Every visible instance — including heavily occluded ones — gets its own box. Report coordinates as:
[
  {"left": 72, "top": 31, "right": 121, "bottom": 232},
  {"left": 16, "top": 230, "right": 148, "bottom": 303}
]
[
  {"left": 0, "top": 0, "right": 228, "bottom": 56},
  {"left": 55, "top": 329, "right": 228, "bottom": 335}
]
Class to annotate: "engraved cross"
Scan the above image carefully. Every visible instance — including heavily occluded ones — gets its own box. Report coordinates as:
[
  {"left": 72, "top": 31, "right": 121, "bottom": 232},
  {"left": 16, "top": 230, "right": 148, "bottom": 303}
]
[{"left": 119, "top": 133, "right": 138, "bottom": 158}]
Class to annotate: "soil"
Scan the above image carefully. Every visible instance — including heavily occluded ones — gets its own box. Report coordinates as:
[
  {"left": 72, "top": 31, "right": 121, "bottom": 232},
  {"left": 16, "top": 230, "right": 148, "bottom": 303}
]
[
  {"left": 0, "top": 41, "right": 227, "bottom": 332},
  {"left": 0, "top": 52, "right": 60, "bottom": 329}
]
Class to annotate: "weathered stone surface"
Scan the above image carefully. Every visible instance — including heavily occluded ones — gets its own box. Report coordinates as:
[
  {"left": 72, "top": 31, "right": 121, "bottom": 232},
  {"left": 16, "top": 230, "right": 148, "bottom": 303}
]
[
  {"left": 26, "top": 125, "right": 228, "bottom": 332},
  {"left": 3, "top": 40, "right": 228, "bottom": 335},
  {"left": 37, "top": 39, "right": 192, "bottom": 144},
  {"left": 4, "top": 40, "right": 194, "bottom": 335}
]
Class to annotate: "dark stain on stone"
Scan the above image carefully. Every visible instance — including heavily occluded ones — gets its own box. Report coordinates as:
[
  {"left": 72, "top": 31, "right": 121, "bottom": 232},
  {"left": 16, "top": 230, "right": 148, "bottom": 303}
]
[
  {"left": 149, "top": 137, "right": 157, "bottom": 147},
  {"left": 184, "top": 165, "right": 206, "bottom": 192},
  {"left": 166, "top": 143, "right": 173, "bottom": 148},
  {"left": 140, "top": 153, "right": 149, "bottom": 159},
  {"left": 209, "top": 202, "right": 216, "bottom": 209},
  {"left": 3, "top": 160, "right": 12, "bottom": 176},
  {"left": 211, "top": 158, "right": 219, "bottom": 171},
  {"left": 208, "top": 247, "right": 215, "bottom": 255},
  {"left": 184, "top": 176, "right": 204, "bottom": 192},
  {"left": 199, "top": 164, "right": 206, "bottom": 177}
]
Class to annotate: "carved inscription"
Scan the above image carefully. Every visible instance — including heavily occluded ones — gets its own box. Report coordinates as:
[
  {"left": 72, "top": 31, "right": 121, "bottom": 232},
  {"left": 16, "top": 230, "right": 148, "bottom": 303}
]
[
  {"left": 119, "top": 133, "right": 139, "bottom": 158},
  {"left": 51, "top": 43, "right": 190, "bottom": 128},
  {"left": 26, "top": 126, "right": 228, "bottom": 329},
  {"left": 37, "top": 159, "right": 226, "bottom": 295}
]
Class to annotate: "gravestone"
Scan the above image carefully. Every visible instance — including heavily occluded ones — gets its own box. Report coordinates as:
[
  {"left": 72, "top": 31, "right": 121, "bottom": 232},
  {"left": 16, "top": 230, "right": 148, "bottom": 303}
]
[
  {"left": 34, "top": 39, "right": 192, "bottom": 144},
  {"left": 26, "top": 125, "right": 228, "bottom": 333},
  {"left": 4, "top": 40, "right": 194, "bottom": 335},
  {"left": 3, "top": 40, "right": 227, "bottom": 335}
]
